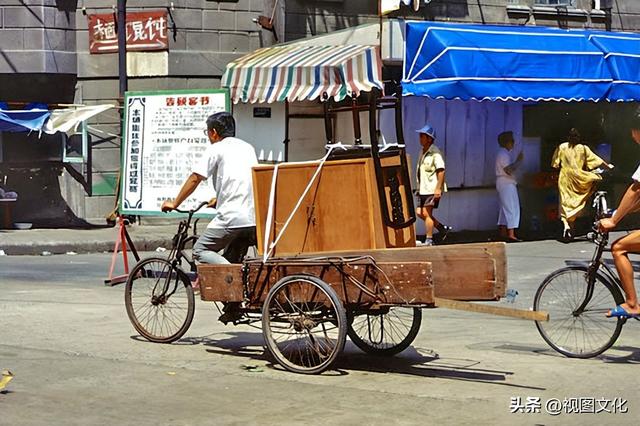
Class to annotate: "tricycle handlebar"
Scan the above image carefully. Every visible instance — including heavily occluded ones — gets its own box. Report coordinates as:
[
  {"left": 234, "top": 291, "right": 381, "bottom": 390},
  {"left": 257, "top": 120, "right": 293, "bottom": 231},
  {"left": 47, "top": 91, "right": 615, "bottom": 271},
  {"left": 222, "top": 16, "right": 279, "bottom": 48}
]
[{"left": 172, "top": 201, "right": 209, "bottom": 215}]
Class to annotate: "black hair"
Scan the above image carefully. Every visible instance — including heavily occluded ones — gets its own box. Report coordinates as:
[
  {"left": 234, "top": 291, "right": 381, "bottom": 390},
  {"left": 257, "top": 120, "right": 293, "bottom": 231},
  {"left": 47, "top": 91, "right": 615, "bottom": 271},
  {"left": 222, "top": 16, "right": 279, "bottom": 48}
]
[
  {"left": 569, "top": 127, "right": 582, "bottom": 142},
  {"left": 206, "top": 112, "right": 235, "bottom": 138},
  {"left": 497, "top": 131, "right": 513, "bottom": 148}
]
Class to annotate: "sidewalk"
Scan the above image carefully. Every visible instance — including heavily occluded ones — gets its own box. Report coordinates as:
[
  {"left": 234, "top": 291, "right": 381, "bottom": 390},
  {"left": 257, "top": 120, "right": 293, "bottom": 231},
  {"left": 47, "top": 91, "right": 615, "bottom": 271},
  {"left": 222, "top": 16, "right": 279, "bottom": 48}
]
[
  {"left": 0, "top": 222, "right": 629, "bottom": 257},
  {"left": 0, "top": 224, "right": 177, "bottom": 256}
]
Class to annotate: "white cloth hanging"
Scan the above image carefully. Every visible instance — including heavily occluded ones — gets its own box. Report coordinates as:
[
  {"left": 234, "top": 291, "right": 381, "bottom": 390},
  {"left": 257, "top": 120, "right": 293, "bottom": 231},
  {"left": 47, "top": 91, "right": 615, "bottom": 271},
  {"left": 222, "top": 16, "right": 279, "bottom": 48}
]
[{"left": 43, "top": 104, "right": 116, "bottom": 135}]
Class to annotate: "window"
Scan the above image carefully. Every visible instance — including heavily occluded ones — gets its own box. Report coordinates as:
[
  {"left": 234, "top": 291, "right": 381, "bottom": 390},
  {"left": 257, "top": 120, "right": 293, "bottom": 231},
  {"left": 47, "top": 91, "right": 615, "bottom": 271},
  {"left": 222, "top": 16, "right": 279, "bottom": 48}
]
[
  {"left": 535, "top": 0, "right": 574, "bottom": 5},
  {"left": 593, "top": 0, "right": 613, "bottom": 9}
]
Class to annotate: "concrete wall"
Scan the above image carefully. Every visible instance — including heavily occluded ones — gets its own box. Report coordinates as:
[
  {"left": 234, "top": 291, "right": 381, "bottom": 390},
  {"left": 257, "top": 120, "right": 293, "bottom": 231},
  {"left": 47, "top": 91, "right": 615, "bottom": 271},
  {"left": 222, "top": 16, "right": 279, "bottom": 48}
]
[
  {"left": 0, "top": 0, "right": 77, "bottom": 75},
  {"left": 3, "top": 0, "right": 640, "bottom": 227},
  {"left": 72, "top": 0, "right": 265, "bottom": 222},
  {"left": 0, "top": 0, "right": 267, "bottom": 225},
  {"left": 285, "top": 0, "right": 640, "bottom": 42}
]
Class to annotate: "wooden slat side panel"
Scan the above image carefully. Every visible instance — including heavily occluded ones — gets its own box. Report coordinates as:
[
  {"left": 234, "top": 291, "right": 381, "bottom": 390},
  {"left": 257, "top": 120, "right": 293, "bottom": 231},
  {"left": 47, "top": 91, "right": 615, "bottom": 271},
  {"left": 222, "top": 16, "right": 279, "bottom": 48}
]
[
  {"left": 198, "top": 264, "right": 244, "bottom": 302},
  {"left": 244, "top": 261, "right": 433, "bottom": 307},
  {"left": 300, "top": 242, "right": 507, "bottom": 301},
  {"left": 312, "top": 162, "right": 375, "bottom": 253},
  {"left": 253, "top": 159, "right": 377, "bottom": 256},
  {"left": 481, "top": 242, "right": 507, "bottom": 298},
  {"left": 374, "top": 262, "right": 433, "bottom": 304},
  {"left": 433, "top": 258, "right": 495, "bottom": 300}
]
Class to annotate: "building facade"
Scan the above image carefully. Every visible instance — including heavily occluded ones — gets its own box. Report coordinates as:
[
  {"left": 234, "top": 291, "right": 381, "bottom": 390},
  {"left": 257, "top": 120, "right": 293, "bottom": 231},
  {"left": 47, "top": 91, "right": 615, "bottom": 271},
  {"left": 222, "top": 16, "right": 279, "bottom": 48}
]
[{"left": 1, "top": 0, "right": 639, "bottom": 231}]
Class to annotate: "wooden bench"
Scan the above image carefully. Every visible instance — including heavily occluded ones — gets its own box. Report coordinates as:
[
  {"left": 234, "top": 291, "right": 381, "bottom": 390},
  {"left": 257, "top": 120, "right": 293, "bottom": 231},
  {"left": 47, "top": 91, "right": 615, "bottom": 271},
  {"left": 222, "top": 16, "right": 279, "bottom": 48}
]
[{"left": 0, "top": 199, "right": 16, "bottom": 229}]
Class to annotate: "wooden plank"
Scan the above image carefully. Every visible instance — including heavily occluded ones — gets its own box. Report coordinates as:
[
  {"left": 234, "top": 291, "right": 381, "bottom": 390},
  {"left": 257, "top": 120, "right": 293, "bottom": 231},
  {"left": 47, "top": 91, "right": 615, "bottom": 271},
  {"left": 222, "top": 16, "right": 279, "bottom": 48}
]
[
  {"left": 198, "top": 261, "right": 434, "bottom": 306},
  {"left": 434, "top": 297, "right": 549, "bottom": 322},
  {"left": 199, "top": 245, "right": 503, "bottom": 304},
  {"left": 245, "top": 261, "right": 434, "bottom": 306},
  {"left": 300, "top": 242, "right": 507, "bottom": 301},
  {"left": 198, "top": 264, "right": 244, "bottom": 302}
]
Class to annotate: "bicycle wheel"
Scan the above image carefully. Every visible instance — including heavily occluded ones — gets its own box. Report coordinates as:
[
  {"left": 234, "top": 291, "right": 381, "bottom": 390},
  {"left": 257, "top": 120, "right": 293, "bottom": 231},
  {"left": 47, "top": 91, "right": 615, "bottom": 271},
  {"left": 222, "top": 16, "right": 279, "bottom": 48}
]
[
  {"left": 348, "top": 307, "right": 422, "bottom": 356},
  {"left": 125, "top": 257, "right": 195, "bottom": 343},
  {"left": 262, "top": 275, "right": 347, "bottom": 374},
  {"left": 534, "top": 266, "right": 624, "bottom": 358}
]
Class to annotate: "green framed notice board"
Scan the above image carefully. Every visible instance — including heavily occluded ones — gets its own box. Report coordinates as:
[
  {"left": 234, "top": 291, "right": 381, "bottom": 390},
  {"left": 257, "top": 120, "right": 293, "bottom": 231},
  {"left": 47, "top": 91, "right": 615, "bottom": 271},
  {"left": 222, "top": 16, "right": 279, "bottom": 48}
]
[{"left": 120, "top": 89, "right": 230, "bottom": 217}]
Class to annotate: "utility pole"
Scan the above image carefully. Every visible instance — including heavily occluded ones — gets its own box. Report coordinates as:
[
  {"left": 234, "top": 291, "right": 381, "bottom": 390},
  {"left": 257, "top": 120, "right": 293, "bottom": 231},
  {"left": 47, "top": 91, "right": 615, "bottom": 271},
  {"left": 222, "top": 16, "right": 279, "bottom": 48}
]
[
  {"left": 261, "top": 0, "right": 284, "bottom": 47},
  {"left": 117, "top": 0, "right": 127, "bottom": 98}
]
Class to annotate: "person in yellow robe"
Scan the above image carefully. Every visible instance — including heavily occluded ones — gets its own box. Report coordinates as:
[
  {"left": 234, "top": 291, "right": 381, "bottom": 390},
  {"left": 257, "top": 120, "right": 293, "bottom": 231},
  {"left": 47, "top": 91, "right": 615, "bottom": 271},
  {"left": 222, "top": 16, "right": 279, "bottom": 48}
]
[{"left": 551, "top": 128, "right": 612, "bottom": 240}]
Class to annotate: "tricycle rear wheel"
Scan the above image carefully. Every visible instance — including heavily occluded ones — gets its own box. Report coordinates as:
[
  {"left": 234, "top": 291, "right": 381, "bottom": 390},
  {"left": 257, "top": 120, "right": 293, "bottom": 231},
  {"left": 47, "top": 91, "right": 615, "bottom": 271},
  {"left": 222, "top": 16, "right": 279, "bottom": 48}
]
[
  {"left": 348, "top": 307, "right": 422, "bottom": 356},
  {"left": 262, "top": 275, "right": 347, "bottom": 374}
]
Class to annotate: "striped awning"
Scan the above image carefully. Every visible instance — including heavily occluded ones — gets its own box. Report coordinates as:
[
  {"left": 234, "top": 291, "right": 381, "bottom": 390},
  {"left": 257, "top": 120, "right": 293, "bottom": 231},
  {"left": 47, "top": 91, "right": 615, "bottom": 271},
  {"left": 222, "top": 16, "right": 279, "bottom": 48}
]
[{"left": 222, "top": 45, "right": 383, "bottom": 104}]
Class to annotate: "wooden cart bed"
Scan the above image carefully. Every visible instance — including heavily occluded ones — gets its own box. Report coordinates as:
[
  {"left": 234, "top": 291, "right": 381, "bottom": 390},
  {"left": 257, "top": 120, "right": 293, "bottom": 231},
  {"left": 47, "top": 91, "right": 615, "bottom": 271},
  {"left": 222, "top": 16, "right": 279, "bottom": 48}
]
[{"left": 198, "top": 242, "right": 505, "bottom": 306}]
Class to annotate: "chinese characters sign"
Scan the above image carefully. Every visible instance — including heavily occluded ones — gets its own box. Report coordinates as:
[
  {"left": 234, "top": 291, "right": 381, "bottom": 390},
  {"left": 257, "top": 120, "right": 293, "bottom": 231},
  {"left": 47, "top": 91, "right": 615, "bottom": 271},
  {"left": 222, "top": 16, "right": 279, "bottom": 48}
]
[
  {"left": 120, "top": 90, "right": 230, "bottom": 216},
  {"left": 88, "top": 11, "right": 168, "bottom": 54}
]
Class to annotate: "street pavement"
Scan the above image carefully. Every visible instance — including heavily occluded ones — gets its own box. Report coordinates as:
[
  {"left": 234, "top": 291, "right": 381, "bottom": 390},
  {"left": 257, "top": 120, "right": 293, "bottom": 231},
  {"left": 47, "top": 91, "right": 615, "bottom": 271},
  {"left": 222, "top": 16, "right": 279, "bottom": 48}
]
[{"left": 0, "top": 234, "right": 639, "bottom": 425}]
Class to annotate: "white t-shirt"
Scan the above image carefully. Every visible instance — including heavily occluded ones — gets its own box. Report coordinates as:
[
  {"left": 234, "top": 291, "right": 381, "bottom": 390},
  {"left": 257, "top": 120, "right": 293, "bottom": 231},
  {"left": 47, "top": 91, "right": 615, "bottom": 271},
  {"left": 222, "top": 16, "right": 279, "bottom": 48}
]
[
  {"left": 632, "top": 164, "right": 640, "bottom": 182},
  {"left": 495, "top": 147, "right": 517, "bottom": 184},
  {"left": 192, "top": 137, "right": 258, "bottom": 229},
  {"left": 417, "top": 144, "right": 447, "bottom": 195}
]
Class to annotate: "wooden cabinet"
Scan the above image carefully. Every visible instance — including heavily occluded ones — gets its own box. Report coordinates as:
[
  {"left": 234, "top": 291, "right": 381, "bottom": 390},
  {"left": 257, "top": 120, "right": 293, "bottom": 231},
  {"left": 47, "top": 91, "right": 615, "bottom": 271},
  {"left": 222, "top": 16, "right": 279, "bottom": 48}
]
[{"left": 252, "top": 157, "right": 415, "bottom": 256}]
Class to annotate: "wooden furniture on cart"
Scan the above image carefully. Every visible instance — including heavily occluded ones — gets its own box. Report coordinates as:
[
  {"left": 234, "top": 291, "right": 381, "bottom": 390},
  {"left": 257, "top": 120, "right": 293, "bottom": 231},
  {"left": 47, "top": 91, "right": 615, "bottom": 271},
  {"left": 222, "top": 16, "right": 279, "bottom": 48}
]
[
  {"left": 252, "top": 155, "right": 416, "bottom": 257},
  {"left": 252, "top": 89, "right": 417, "bottom": 256}
]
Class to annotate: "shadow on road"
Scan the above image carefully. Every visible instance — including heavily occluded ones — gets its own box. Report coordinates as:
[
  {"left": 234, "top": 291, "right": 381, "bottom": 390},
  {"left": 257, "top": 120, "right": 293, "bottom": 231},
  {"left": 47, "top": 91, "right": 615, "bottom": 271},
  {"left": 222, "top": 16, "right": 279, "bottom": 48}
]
[
  {"left": 601, "top": 346, "right": 640, "bottom": 363},
  {"left": 145, "top": 331, "right": 546, "bottom": 388},
  {"left": 338, "top": 345, "right": 545, "bottom": 390}
]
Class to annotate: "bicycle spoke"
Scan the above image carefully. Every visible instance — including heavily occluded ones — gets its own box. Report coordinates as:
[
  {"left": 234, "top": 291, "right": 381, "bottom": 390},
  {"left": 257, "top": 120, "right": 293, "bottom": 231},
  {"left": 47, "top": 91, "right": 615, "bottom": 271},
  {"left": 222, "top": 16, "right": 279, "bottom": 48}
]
[
  {"left": 125, "top": 258, "right": 194, "bottom": 343},
  {"left": 263, "top": 276, "right": 346, "bottom": 374},
  {"left": 535, "top": 268, "right": 623, "bottom": 358}
]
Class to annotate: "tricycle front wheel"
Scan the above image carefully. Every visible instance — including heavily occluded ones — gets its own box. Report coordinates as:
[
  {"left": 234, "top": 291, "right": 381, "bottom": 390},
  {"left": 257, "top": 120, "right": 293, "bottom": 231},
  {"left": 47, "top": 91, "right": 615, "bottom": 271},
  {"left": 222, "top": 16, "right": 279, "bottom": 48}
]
[
  {"left": 262, "top": 275, "right": 347, "bottom": 374},
  {"left": 124, "top": 257, "right": 195, "bottom": 343}
]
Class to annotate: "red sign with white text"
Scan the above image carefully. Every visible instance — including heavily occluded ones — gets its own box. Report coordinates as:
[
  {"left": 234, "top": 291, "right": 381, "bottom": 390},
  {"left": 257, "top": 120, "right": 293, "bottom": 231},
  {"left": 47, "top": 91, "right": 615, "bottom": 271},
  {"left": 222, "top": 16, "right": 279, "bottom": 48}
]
[{"left": 88, "top": 11, "right": 168, "bottom": 54}]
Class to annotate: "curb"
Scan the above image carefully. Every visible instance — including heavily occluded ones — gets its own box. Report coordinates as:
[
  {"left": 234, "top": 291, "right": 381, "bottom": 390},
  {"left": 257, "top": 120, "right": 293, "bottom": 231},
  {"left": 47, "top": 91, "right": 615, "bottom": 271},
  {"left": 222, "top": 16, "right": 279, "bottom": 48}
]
[{"left": 0, "top": 238, "right": 174, "bottom": 256}]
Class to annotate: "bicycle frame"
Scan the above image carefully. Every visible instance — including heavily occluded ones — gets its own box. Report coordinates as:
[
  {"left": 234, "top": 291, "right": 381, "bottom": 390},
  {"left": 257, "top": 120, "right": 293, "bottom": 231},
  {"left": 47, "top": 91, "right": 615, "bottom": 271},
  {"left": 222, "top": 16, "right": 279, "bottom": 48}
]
[
  {"left": 577, "top": 191, "right": 622, "bottom": 315},
  {"left": 150, "top": 202, "right": 208, "bottom": 300}
]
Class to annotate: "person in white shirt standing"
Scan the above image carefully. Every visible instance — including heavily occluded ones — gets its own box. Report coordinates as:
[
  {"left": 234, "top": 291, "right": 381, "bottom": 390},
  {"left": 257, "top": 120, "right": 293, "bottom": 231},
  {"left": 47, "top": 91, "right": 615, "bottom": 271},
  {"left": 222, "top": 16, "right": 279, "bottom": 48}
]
[
  {"left": 495, "top": 131, "right": 524, "bottom": 242},
  {"left": 161, "top": 111, "right": 258, "bottom": 265},
  {"left": 415, "top": 124, "right": 451, "bottom": 246}
]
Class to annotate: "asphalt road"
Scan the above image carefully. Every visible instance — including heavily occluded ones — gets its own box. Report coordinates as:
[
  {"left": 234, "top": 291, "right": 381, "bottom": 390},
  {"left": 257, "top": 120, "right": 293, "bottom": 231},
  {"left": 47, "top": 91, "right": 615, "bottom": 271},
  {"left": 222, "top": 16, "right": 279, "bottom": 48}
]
[{"left": 1, "top": 238, "right": 639, "bottom": 425}]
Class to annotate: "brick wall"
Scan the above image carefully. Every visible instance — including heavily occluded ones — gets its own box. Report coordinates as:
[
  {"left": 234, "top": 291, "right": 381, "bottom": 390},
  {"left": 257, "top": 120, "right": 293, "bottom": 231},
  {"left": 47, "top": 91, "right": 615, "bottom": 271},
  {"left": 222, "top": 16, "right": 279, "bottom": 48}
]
[{"left": 0, "top": 0, "right": 76, "bottom": 74}]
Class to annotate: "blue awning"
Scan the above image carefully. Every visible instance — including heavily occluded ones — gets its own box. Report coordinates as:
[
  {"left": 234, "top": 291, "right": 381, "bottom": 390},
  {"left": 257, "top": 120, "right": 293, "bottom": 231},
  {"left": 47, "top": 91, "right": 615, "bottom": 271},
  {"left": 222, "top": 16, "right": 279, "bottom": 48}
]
[
  {"left": 0, "top": 103, "right": 50, "bottom": 132},
  {"left": 402, "top": 21, "right": 640, "bottom": 102}
]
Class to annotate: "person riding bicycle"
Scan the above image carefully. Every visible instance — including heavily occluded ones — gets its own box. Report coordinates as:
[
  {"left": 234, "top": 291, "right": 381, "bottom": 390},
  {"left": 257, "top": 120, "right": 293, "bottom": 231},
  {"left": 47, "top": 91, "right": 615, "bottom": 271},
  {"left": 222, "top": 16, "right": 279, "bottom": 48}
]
[
  {"left": 552, "top": 128, "right": 613, "bottom": 241},
  {"left": 598, "top": 111, "right": 640, "bottom": 319},
  {"left": 161, "top": 112, "right": 258, "bottom": 265}
]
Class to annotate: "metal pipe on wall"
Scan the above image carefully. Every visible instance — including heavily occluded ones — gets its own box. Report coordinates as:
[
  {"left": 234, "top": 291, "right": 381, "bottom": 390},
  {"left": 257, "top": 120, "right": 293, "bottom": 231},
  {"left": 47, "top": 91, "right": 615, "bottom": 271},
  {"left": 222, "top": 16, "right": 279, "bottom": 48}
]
[{"left": 117, "top": 0, "right": 128, "bottom": 98}]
